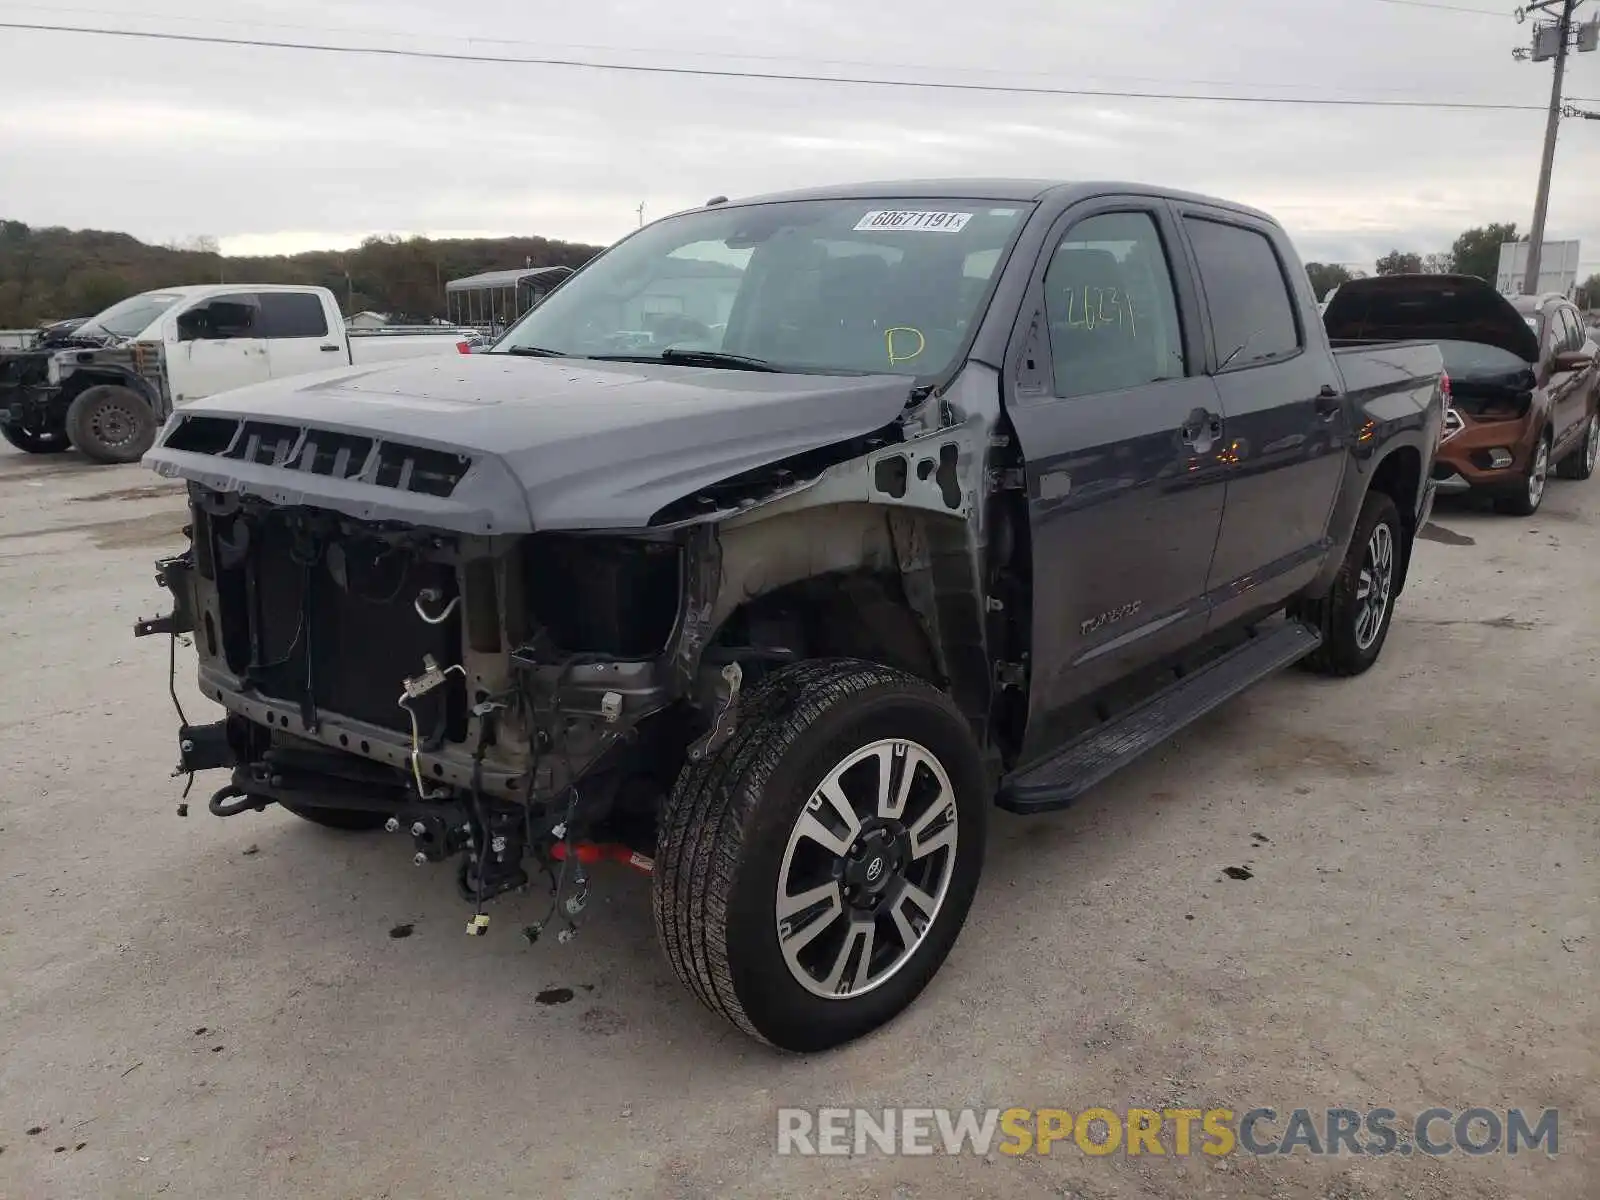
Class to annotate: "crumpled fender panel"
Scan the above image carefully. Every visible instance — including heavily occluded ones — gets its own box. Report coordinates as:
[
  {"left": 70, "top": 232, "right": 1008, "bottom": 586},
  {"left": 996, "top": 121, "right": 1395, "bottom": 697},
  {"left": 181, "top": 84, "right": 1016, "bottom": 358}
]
[{"left": 142, "top": 355, "right": 914, "bottom": 535}]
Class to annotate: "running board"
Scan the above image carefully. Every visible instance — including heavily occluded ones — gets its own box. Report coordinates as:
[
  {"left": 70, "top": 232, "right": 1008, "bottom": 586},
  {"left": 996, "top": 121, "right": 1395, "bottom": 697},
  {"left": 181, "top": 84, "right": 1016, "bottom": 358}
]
[{"left": 996, "top": 621, "right": 1323, "bottom": 814}]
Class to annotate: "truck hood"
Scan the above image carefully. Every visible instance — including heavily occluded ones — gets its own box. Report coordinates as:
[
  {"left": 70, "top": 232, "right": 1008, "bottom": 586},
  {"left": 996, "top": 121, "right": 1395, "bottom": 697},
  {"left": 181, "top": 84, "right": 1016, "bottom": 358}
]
[
  {"left": 143, "top": 354, "right": 915, "bottom": 534},
  {"left": 1322, "top": 274, "right": 1540, "bottom": 363}
]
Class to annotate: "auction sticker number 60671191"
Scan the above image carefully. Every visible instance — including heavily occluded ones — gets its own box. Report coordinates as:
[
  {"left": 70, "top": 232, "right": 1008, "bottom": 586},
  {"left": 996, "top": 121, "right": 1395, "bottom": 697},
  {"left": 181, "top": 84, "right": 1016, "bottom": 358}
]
[{"left": 853, "top": 210, "right": 973, "bottom": 233}]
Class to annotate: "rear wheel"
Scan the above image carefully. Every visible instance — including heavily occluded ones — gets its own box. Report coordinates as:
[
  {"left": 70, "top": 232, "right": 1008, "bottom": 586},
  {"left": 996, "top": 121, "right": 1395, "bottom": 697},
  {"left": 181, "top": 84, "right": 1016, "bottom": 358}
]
[
  {"left": 64, "top": 385, "right": 158, "bottom": 464},
  {"left": 1294, "top": 489, "right": 1402, "bottom": 678},
  {"left": 1, "top": 423, "right": 71, "bottom": 454},
  {"left": 653, "top": 659, "right": 987, "bottom": 1052},
  {"left": 279, "top": 802, "right": 390, "bottom": 831},
  {"left": 1554, "top": 412, "right": 1598, "bottom": 481},
  {"left": 1494, "top": 433, "right": 1551, "bottom": 516}
]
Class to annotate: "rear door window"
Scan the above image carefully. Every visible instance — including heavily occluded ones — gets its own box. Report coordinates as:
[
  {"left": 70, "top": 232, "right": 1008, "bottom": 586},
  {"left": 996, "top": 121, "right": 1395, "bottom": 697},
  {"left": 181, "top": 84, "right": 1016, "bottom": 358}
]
[
  {"left": 258, "top": 291, "right": 330, "bottom": 339},
  {"left": 1183, "top": 218, "right": 1302, "bottom": 368}
]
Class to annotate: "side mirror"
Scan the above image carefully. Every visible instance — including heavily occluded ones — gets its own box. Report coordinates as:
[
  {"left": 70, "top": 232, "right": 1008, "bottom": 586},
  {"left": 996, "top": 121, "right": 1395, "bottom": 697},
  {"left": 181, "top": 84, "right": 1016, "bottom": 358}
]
[
  {"left": 176, "top": 311, "right": 206, "bottom": 342},
  {"left": 1554, "top": 349, "right": 1596, "bottom": 372}
]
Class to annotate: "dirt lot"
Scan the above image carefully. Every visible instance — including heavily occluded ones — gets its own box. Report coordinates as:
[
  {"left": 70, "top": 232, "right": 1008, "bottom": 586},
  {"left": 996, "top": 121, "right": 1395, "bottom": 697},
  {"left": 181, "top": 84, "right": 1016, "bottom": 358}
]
[{"left": 0, "top": 444, "right": 1593, "bottom": 1200}]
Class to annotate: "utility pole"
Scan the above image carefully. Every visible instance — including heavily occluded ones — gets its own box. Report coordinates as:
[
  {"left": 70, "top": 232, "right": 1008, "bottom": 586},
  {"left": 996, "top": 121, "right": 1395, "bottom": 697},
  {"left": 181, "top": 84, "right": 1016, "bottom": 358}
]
[
  {"left": 637, "top": 202, "right": 646, "bottom": 228},
  {"left": 1515, "top": 0, "right": 1595, "bottom": 293}
]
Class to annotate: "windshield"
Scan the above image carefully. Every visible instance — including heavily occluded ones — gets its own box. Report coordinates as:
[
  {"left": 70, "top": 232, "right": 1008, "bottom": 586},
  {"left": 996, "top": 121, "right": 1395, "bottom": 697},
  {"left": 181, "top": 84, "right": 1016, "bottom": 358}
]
[
  {"left": 492, "top": 198, "right": 1031, "bottom": 376},
  {"left": 78, "top": 291, "right": 185, "bottom": 339}
]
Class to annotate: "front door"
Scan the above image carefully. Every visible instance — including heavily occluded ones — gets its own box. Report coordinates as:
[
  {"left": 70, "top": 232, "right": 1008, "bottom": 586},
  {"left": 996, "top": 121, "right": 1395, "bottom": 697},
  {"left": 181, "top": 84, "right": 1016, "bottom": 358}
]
[
  {"left": 1177, "top": 211, "right": 1348, "bottom": 624},
  {"left": 170, "top": 293, "right": 270, "bottom": 403},
  {"left": 1004, "top": 205, "right": 1228, "bottom": 765}
]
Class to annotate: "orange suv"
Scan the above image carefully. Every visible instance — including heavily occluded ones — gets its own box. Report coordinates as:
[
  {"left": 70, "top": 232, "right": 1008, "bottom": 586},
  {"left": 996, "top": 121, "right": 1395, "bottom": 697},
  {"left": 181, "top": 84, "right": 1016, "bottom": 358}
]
[{"left": 1324, "top": 278, "right": 1599, "bottom": 515}]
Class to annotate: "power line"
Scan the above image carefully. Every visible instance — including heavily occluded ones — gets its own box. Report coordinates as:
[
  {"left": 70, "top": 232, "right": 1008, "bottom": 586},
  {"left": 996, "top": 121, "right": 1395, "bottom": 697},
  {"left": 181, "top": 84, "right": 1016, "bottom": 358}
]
[
  {"left": 0, "top": 2, "right": 1514, "bottom": 96},
  {"left": 0, "top": 20, "right": 1553, "bottom": 111},
  {"left": 1370, "top": 0, "right": 1510, "bottom": 13}
]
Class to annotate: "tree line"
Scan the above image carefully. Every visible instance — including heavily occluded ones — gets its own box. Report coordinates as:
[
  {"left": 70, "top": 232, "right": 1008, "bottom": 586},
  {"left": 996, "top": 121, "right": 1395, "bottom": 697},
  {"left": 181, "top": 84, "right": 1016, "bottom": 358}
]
[
  {"left": 0, "top": 220, "right": 603, "bottom": 328},
  {"left": 3, "top": 216, "right": 1595, "bottom": 330},
  {"left": 1306, "top": 221, "right": 1600, "bottom": 308}
]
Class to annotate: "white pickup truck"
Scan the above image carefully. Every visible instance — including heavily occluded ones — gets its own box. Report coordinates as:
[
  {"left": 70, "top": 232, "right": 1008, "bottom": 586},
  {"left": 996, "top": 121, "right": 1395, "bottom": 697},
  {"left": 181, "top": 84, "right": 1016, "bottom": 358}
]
[{"left": 0, "top": 284, "right": 473, "bottom": 463}]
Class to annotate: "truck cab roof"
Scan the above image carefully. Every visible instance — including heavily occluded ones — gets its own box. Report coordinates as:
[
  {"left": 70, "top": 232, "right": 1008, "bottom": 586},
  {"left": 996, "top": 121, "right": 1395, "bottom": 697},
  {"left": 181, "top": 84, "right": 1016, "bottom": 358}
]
[
  {"left": 705, "top": 178, "right": 1277, "bottom": 224},
  {"left": 128, "top": 283, "right": 330, "bottom": 301}
]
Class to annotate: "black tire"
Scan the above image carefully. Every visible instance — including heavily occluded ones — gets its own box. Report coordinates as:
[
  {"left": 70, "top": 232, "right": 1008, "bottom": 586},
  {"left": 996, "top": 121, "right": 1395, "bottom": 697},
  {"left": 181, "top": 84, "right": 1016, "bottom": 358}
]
[
  {"left": 1492, "top": 431, "right": 1551, "bottom": 516},
  {"left": 279, "top": 802, "right": 391, "bottom": 831},
  {"left": 1294, "top": 489, "right": 1403, "bottom": 678},
  {"left": 63, "top": 384, "right": 158, "bottom": 464},
  {"left": 0, "top": 423, "right": 72, "bottom": 454},
  {"left": 653, "top": 658, "right": 987, "bottom": 1053},
  {"left": 1553, "top": 410, "right": 1598, "bottom": 481}
]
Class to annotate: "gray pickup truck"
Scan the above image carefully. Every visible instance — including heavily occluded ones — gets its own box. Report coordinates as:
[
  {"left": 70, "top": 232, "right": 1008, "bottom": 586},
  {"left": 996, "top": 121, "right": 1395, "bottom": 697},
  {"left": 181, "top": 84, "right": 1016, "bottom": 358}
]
[{"left": 137, "top": 181, "right": 1444, "bottom": 1052}]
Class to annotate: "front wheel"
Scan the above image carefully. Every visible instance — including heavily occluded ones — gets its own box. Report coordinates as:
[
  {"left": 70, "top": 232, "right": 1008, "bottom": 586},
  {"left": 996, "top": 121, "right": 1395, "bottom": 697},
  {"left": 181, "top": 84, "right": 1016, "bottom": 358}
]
[
  {"left": 1554, "top": 412, "right": 1598, "bottom": 482},
  {"left": 1294, "top": 489, "right": 1403, "bottom": 678},
  {"left": 1, "top": 423, "right": 71, "bottom": 454},
  {"left": 64, "top": 385, "right": 158, "bottom": 464},
  {"left": 653, "top": 659, "right": 987, "bottom": 1052},
  {"left": 1494, "top": 433, "right": 1551, "bottom": 516}
]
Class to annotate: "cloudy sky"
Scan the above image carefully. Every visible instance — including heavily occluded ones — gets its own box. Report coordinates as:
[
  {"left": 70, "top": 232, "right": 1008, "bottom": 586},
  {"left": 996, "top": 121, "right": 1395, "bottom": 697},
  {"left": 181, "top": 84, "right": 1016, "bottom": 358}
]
[{"left": 2, "top": 0, "right": 1599, "bottom": 277}]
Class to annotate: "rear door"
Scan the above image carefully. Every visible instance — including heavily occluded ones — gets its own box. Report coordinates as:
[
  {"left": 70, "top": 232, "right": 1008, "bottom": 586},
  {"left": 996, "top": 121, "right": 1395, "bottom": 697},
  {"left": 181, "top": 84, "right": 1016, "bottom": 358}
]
[
  {"left": 170, "top": 293, "right": 270, "bottom": 402},
  {"left": 1003, "top": 201, "right": 1227, "bottom": 761},
  {"left": 260, "top": 290, "right": 347, "bottom": 378},
  {"left": 1177, "top": 211, "right": 1347, "bottom": 623}
]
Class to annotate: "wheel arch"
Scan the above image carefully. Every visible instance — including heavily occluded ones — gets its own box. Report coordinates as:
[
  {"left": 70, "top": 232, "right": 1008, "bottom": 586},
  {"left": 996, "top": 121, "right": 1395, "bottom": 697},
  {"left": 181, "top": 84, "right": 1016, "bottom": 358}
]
[
  {"left": 703, "top": 501, "right": 996, "bottom": 757},
  {"left": 1366, "top": 444, "right": 1423, "bottom": 597},
  {"left": 1308, "top": 438, "right": 1425, "bottom": 602}
]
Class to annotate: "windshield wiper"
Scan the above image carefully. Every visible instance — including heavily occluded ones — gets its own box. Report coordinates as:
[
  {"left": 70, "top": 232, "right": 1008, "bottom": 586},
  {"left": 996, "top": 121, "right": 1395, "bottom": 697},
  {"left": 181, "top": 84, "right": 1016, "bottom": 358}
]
[
  {"left": 502, "top": 344, "right": 565, "bottom": 357},
  {"left": 658, "top": 348, "right": 781, "bottom": 372}
]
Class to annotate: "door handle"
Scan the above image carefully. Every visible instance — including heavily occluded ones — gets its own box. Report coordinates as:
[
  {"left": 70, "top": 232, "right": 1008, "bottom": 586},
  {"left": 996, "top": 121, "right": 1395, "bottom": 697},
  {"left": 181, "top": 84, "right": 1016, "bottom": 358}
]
[
  {"left": 1181, "top": 407, "right": 1223, "bottom": 449},
  {"left": 319, "top": 344, "right": 341, "bottom": 352}
]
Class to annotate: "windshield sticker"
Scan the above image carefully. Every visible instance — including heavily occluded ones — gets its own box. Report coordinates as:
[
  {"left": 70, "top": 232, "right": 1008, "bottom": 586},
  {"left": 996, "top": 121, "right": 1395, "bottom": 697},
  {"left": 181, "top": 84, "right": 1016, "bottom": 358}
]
[
  {"left": 854, "top": 210, "right": 973, "bottom": 234},
  {"left": 884, "top": 326, "right": 926, "bottom": 366}
]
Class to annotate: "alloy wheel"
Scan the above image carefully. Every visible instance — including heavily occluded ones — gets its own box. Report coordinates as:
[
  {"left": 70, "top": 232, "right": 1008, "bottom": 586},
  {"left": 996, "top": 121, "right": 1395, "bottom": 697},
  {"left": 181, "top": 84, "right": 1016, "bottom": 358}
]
[
  {"left": 1354, "top": 522, "right": 1394, "bottom": 652},
  {"left": 775, "top": 738, "right": 959, "bottom": 1000},
  {"left": 1528, "top": 439, "right": 1550, "bottom": 509}
]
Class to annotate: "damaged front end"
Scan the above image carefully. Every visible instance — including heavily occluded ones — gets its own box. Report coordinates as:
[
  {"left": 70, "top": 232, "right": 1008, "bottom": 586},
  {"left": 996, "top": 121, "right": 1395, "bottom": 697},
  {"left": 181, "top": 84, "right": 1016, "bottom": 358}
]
[
  {"left": 137, "top": 490, "right": 727, "bottom": 930},
  {"left": 133, "top": 352, "right": 1019, "bottom": 939}
]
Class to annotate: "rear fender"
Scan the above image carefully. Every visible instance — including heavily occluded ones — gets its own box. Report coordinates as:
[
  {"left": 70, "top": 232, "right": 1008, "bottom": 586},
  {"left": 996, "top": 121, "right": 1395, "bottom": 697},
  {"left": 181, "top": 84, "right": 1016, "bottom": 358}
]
[{"left": 1306, "top": 435, "right": 1427, "bottom": 600}]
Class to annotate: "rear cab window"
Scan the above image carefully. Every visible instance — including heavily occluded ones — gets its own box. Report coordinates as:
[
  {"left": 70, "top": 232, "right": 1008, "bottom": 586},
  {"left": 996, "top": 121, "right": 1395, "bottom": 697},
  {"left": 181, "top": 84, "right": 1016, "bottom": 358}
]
[{"left": 1183, "top": 218, "right": 1302, "bottom": 368}]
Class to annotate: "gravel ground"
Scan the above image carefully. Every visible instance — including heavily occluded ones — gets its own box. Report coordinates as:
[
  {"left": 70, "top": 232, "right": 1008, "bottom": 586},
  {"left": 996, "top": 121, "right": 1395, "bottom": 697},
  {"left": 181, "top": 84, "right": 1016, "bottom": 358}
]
[{"left": 0, "top": 444, "right": 1593, "bottom": 1200}]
